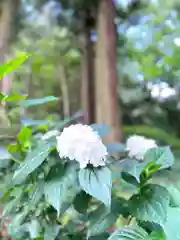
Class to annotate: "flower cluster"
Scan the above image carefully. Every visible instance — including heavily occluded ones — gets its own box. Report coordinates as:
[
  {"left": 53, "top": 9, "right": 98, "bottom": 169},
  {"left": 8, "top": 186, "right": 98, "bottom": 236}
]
[
  {"left": 126, "top": 135, "right": 157, "bottom": 160},
  {"left": 56, "top": 124, "right": 108, "bottom": 168}
]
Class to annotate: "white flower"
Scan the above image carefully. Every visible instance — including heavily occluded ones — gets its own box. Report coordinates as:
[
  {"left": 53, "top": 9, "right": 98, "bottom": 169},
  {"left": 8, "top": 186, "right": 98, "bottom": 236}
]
[
  {"left": 42, "top": 130, "right": 60, "bottom": 140},
  {"left": 126, "top": 135, "right": 157, "bottom": 160},
  {"left": 56, "top": 124, "right": 108, "bottom": 168}
]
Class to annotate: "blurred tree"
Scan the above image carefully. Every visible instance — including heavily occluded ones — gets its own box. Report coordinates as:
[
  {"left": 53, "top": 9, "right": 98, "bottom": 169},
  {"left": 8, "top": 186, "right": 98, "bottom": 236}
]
[{"left": 95, "top": 0, "right": 123, "bottom": 142}]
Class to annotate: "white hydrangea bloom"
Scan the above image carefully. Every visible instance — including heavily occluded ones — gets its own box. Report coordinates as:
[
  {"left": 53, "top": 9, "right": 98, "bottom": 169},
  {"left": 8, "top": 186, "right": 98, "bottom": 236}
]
[
  {"left": 42, "top": 130, "right": 60, "bottom": 140},
  {"left": 56, "top": 124, "right": 108, "bottom": 168},
  {"left": 126, "top": 135, "right": 157, "bottom": 160}
]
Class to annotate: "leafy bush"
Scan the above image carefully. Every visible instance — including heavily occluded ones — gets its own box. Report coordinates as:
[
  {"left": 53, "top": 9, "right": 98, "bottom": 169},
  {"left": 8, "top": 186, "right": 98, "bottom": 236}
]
[{"left": 1, "top": 56, "right": 180, "bottom": 240}]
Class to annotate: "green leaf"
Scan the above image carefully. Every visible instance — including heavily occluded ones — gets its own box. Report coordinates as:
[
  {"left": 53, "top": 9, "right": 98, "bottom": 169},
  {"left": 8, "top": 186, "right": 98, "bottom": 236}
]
[
  {"left": 2, "top": 93, "right": 27, "bottom": 102},
  {"left": 0, "top": 92, "right": 5, "bottom": 101},
  {"left": 90, "top": 123, "right": 110, "bottom": 137},
  {"left": 2, "top": 188, "right": 23, "bottom": 217},
  {"left": 163, "top": 207, "right": 180, "bottom": 240},
  {"left": 13, "top": 142, "right": 51, "bottom": 184},
  {"left": 23, "top": 96, "right": 58, "bottom": 107},
  {"left": 0, "top": 53, "right": 29, "bottom": 78},
  {"left": 44, "top": 224, "right": 60, "bottom": 240},
  {"left": 108, "top": 226, "right": 148, "bottom": 240},
  {"left": 26, "top": 219, "right": 41, "bottom": 239},
  {"left": 129, "top": 184, "right": 170, "bottom": 225},
  {"left": 79, "top": 167, "right": 112, "bottom": 207},
  {"left": 121, "top": 172, "right": 139, "bottom": 186},
  {"left": 44, "top": 164, "right": 80, "bottom": 216},
  {"left": 149, "top": 231, "right": 166, "bottom": 240},
  {"left": 28, "top": 180, "right": 44, "bottom": 209},
  {"left": 120, "top": 159, "right": 147, "bottom": 184},
  {"left": 87, "top": 199, "right": 127, "bottom": 238},
  {"left": 165, "top": 185, "right": 180, "bottom": 207},
  {"left": 73, "top": 191, "right": 91, "bottom": 214},
  {"left": 88, "top": 204, "right": 117, "bottom": 237},
  {"left": 89, "top": 234, "right": 109, "bottom": 240},
  {"left": 17, "top": 126, "right": 32, "bottom": 146},
  {"left": 8, "top": 210, "right": 28, "bottom": 238},
  {"left": 144, "top": 147, "right": 174, "bottom": 169}
]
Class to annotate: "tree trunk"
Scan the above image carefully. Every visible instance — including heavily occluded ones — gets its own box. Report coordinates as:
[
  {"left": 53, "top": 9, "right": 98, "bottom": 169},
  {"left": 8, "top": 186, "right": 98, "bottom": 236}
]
[
  {"left": 0, "top": 0, "right": 13, "bottom": 129},
  {"left": 95, "top": 0, "right": 123, "bottom": 143},
  {"left": 58, "top": 64, "right": 70, "bottom": 117},
  {"left": 80, "top": 26, "right": 95, "bottom": 124},
  {"left": 0, "top": 0, "right": 16, "bottom": 91}
]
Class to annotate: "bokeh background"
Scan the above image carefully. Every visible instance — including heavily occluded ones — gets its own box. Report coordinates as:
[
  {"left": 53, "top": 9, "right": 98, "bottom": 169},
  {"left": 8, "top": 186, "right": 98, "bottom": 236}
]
[{"left": 1, "top": 0, "right": 180, "bottom": 205}]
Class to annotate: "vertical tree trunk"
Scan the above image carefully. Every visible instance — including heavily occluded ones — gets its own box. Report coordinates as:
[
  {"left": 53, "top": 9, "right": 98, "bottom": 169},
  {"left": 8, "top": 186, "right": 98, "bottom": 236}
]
[
  {"left": 95, "top": 0, "right": 123, "bottom": 142},
  {"left": 58, "top": 64, "right": 70, "bottom": 117},
  {"left": 0, "top": 0, "right": 14, "bottom": 91},
  {"left": 80, "top": 26, "right": 95, "bottom": 124},
  {"left": 0, "top": 0, "right": 13, "bottom": 129}
]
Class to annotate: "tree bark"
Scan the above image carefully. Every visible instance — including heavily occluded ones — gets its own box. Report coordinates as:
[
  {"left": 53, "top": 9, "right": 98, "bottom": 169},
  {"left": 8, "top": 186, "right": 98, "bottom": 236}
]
[
  {"left": 80, "top": 26, "right": 95, "bottom": 124},
  {"left": 58, "top": 64, "right": 70, "bottom": 117},
  {"left": 0, "top": 0, "right": 15, "bottom": 91},
  {"left": 95, "top": 0, "right": 123, "bottom": 143}
]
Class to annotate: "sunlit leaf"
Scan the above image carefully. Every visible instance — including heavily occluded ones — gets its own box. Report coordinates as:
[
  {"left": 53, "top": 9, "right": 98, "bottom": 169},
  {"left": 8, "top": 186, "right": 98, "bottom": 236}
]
[{"left": 0, "top": 53, "right": 29, "bottom": 78}]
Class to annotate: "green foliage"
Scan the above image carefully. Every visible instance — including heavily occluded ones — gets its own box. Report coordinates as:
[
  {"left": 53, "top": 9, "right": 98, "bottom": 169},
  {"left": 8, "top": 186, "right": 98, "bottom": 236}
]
[
  {"left": 79, "top": 167, "right": 112, "bottom": 207},
  {"left": 13, "top": 141, "right": 51, "bottom": 184},
  {"left": 0, "top": 53, "right": 29, "bottom": 78},
  {"left": 0, "top": 90, "right": 179, "bottom": 240},
  {"left": 129, "top": 184, "right": 170, "bottom": 224},
  {"left": 108, "top": 226, "right": 149, "bottom": 240},
  {"left": 1, "top": 54, "right": 180, "bottom": 239},
  {"left": 1, "top": 111, "right": 179, "bottom": 239},
  {"left": 23, "top": 96, "right": 59, "bottom": 108}
]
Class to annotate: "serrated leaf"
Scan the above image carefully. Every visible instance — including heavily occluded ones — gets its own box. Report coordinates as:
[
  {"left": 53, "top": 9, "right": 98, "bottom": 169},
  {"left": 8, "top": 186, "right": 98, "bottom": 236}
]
[
  {"left": 13, "top": 142, "right": 51, "bottom": 184},
  {"left": 23, "top": 96, "right": 58, "bottom": 107},
  {"left": 90, "top": 123, "right": 110, "bottom": 137},
  {"left": 144, "top": 147, "right": 174, "bottom": 169},
  {"left": 79, "top": 167, "right": 112, "bottom": 207},
  {"left": 44, "top": 164, "right": 80, "bottom": 216},
  {"left": 44, "top": 224, "right": 60, "bottom": 240},
  {"left": 108, "top": 226, "right": 148, "bottom": 240},
  {"left": 129, "top": 184, "right": 170, "bottom": 225}
]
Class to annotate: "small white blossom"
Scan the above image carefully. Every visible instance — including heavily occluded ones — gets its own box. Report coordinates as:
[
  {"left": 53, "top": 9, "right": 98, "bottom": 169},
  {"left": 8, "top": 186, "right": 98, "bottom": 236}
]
[
  {"left": 56, "top": 124, "right": 108, "bottom": 168},
  {"left": 42, "top": 130, "right": 60, "bottom": 140},
  {"left": 126, "top": 135, "right": 157, "bottom": 160}
]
